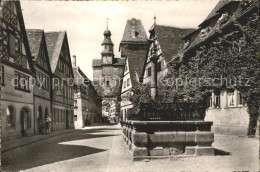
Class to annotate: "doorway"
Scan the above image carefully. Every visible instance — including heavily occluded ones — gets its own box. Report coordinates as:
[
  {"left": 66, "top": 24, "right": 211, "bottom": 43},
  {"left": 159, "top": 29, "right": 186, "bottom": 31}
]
[
  {"left": 37, "top": 106, "right": 43, "bottom": 133},
  {"left": 20, "top": 108, "right": 30, "bottom": 137},
  {"left": 66, "top": 110, "right": 69, "bottom": 129}
]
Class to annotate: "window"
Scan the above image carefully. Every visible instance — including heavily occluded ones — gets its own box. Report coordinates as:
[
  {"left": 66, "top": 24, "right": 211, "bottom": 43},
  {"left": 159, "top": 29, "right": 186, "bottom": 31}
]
[
  {"left": 6, "top": 106, "right": 15, "bottom": 128},
  {"left": 58, "top": 109, "right": 60, "bottom": 123},
  {"left": 106, "top": 80, "right": 109, "bottom": 86},
  {"left": 147, "top": 67, "right": 151, "bottom": 77},
  {"left": 42, "top": 75, "right": 46, "bottom": 89},
  {"left": 20, "top": 75, "right": 25, "bottom": 90},
  {"left": 21, "top": 56, "right": 27, "bottom": 68},
  {"left": 1, "top": 65, "right": 5, "bottom": 85},
  {"left": 123, "top": 81, "right": 126, "bottom": 88},
  {"left": 228, "top": 91, "right": 235, "bottom": 106},
  {"left": 238, "top": 93, "right": 245, "bottom": 105},
  {"left": 157, "top": 61, "right": 162, "bottom": 72},
  {"left": 127, "top": 78, "right": 130, "bottom": 86},
  {"left": 9, "top": 33, "right": 16, "bottom": 56},
  {"left": 61, "top": 62, "right": 64, "bottom": 72},
  {"left": 209, "top": 96, "right": 213, "bottom": 107},
  {"left": 14, "top": 72, "right": 30, "bottom": 92},
  {"left": 46, "top": 77, "right": 49, "bottom": 90},
  {"left": 14, "top": 72, "right": 19, "bottom": 88},
  {"left": 25, "top": 76, "right": 29, "bottom": 90},
  {"left": 54, "top": 79, "right": 58, "bottom": 91},
  {"left": 215, "top": 95, "right": 220, "bottom": 108},
  {"left": 60, "top": 110, "right": 63, "bottom": 123}
]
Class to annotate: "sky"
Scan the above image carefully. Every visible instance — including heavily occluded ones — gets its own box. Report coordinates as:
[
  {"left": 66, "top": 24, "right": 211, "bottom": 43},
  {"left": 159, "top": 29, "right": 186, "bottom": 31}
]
[{"left": 21, "top": 0, "right": 219, "bottom": 80}]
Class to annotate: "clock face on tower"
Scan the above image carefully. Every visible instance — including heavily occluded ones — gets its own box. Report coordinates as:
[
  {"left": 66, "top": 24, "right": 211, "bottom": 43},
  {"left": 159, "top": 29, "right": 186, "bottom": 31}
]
[{"left": 103, "top": 55, "right": 112, "bottom": 64}]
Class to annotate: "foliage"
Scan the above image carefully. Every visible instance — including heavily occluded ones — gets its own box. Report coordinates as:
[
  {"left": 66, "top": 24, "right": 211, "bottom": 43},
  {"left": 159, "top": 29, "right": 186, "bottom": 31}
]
[{"left": 130, "top": 2, "right": 260, "bottom": 135}]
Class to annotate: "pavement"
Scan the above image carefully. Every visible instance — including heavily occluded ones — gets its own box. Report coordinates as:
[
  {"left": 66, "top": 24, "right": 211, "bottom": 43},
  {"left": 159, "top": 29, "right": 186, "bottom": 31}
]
[
  {"left": 1, "top": 124, "right": 259, "bottom": 171},
  {"left": 2, "top": 129, "right": 75, "bottom": 153}
]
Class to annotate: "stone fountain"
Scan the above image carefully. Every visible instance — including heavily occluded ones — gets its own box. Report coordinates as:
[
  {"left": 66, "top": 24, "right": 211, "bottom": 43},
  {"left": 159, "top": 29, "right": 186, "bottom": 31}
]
[{"left": 121, "top": 40, "right": 215, "bottom": 160}]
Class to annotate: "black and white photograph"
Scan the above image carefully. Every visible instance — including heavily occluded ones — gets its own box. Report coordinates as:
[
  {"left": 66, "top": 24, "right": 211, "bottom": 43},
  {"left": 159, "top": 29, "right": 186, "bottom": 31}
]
[{"left": 0, "top": 0, "right": 259, "bottom": 171}]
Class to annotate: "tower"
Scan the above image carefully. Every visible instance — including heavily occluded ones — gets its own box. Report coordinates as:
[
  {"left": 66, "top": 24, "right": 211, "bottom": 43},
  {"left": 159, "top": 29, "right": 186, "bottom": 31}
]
[
  {"left": 101, "top": 28, "right": 114, "bottom": 65},
  {"left": 92, "top": 21, "right": 125, "bottom": 119}
]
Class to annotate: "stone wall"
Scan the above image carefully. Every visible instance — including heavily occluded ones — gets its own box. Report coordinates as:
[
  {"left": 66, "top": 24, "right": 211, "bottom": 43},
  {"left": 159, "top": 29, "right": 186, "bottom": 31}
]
[
  {"left": 122, "top": 121, "right": 215, "bottom": 160},
  {"left": 205, "top": 107, "right": 249, "bottom": 136}
]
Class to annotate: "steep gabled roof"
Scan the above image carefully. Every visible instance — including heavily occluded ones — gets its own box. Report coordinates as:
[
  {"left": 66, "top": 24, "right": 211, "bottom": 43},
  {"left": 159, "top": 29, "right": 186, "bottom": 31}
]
[
  {"left": 26, "top": 29, "right": 52, "bottom": 75},
  {"left": 121, "top": 18, "right": 148, "bottom": 43},
  {"left": 73, "top": 66, "right": 91, "bottom": 86},
  {"left": 185, "top": 1, "right": 258, "bottom": 53},
  {"left": 125, "top": 48, "right": 148, "bottom": 87},
  {"left": 26, "top": 29, "right": 43, "bottom": 59},
  {"left": 152, "top": 25, "right": 196, "bottom": 63},
  {"left": 113, "top": 58, "right": 125, "bottom": 66},
  {"left": 45, "top": 31, "right": 66, "bottom": 72},
  {"left": 92, "top": 59, "right": 102, "bottom": 67},
  {"left": 199, "top": 0, "right": 230, "bottom": 27}
]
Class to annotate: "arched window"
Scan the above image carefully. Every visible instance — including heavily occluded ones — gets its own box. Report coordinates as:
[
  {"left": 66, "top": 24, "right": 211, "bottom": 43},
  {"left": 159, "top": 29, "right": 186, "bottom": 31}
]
[
  {"left": 6, "top": 106, "right": 15, "bottom": 128},
  {"left": 37, "top": 106, "right": 43, "bottom": 120}
]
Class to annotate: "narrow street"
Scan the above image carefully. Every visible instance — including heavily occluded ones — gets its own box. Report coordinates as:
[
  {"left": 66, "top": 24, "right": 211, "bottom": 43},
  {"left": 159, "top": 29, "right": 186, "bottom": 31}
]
[
  {"left": 2, "top": 124, "right": 130, "bottom": 171},
  {"left": 2, "top": 124, "right": 259, "bottom": 172}
]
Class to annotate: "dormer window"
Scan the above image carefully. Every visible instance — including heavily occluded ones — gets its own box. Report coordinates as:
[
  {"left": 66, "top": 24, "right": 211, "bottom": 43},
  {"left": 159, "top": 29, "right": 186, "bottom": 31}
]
[
  {"left": 199, "top": 27, "right": 212, "bottom": 39},
  {"left": 184, "top": 39, "right": 190, "bottom": 49},
  {"left": 217, "top": 12, "right": 229, "bottom": 25},
  {"left": 147, "top": 67, "right": 151, "bottom": 77},
  {"left": 241, "top": 1, "right": 252, "bottom": 11}
]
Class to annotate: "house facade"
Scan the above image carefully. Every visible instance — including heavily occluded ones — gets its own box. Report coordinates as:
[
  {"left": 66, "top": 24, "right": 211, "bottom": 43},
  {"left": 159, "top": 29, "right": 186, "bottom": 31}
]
[
  {"left": 142, "top": 23, "right": 195, "bottom": 85},
  {"left": 119, "top": 18, "right": 148, "bottom": 121},
  {"left": 92, "top": 27, "right": 125, "bottom": 122},
  {"left": 45, "top": 31, "right": 74, "bottom": 131},
  {"left": 73, "top": 56, "right": 102, "bottom": 129},
  {"left": 27, "top": 29, "right": 52, "bottom": 135},
  {"left": 182, "top": 1, "right": 259, "bottom": 135},
  {"left": 0, "top": 2, "right": 35, "bottom": 140}
]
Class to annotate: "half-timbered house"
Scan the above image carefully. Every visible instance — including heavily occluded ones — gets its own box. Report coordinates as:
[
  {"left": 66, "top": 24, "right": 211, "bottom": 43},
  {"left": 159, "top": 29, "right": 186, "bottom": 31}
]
[
  {"left": 0, "top": 2, "right": 35, "bottom": 140},
  {"left": 27, "top": 29, "right": 52, "bottom": 134},
  {"left": 142, "top": 22, "right": 195, "bottom": 85},
  {"left": 45, "top": 31, "right": 75, "bottom": 131},
  {"left": 119, "top": 18, "right": 148, "bottom": 121}
]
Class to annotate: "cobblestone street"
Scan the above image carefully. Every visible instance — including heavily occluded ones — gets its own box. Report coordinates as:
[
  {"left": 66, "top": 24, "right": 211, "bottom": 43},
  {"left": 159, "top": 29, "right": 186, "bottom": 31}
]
[{"left": 2, "top": 124, "right": 259, "bottom": 171}]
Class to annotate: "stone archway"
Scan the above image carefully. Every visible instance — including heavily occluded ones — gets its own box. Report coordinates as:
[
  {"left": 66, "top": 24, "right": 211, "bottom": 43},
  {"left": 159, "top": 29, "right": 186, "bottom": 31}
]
[{"left": 37, "top": 106, "right": 43, "bottom": 120}]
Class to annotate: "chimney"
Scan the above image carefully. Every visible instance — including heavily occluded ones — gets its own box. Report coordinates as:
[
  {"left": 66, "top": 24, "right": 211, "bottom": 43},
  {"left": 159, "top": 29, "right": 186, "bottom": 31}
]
[{"left": 73, "top": 55, "right": 76, "bottom": 68}]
